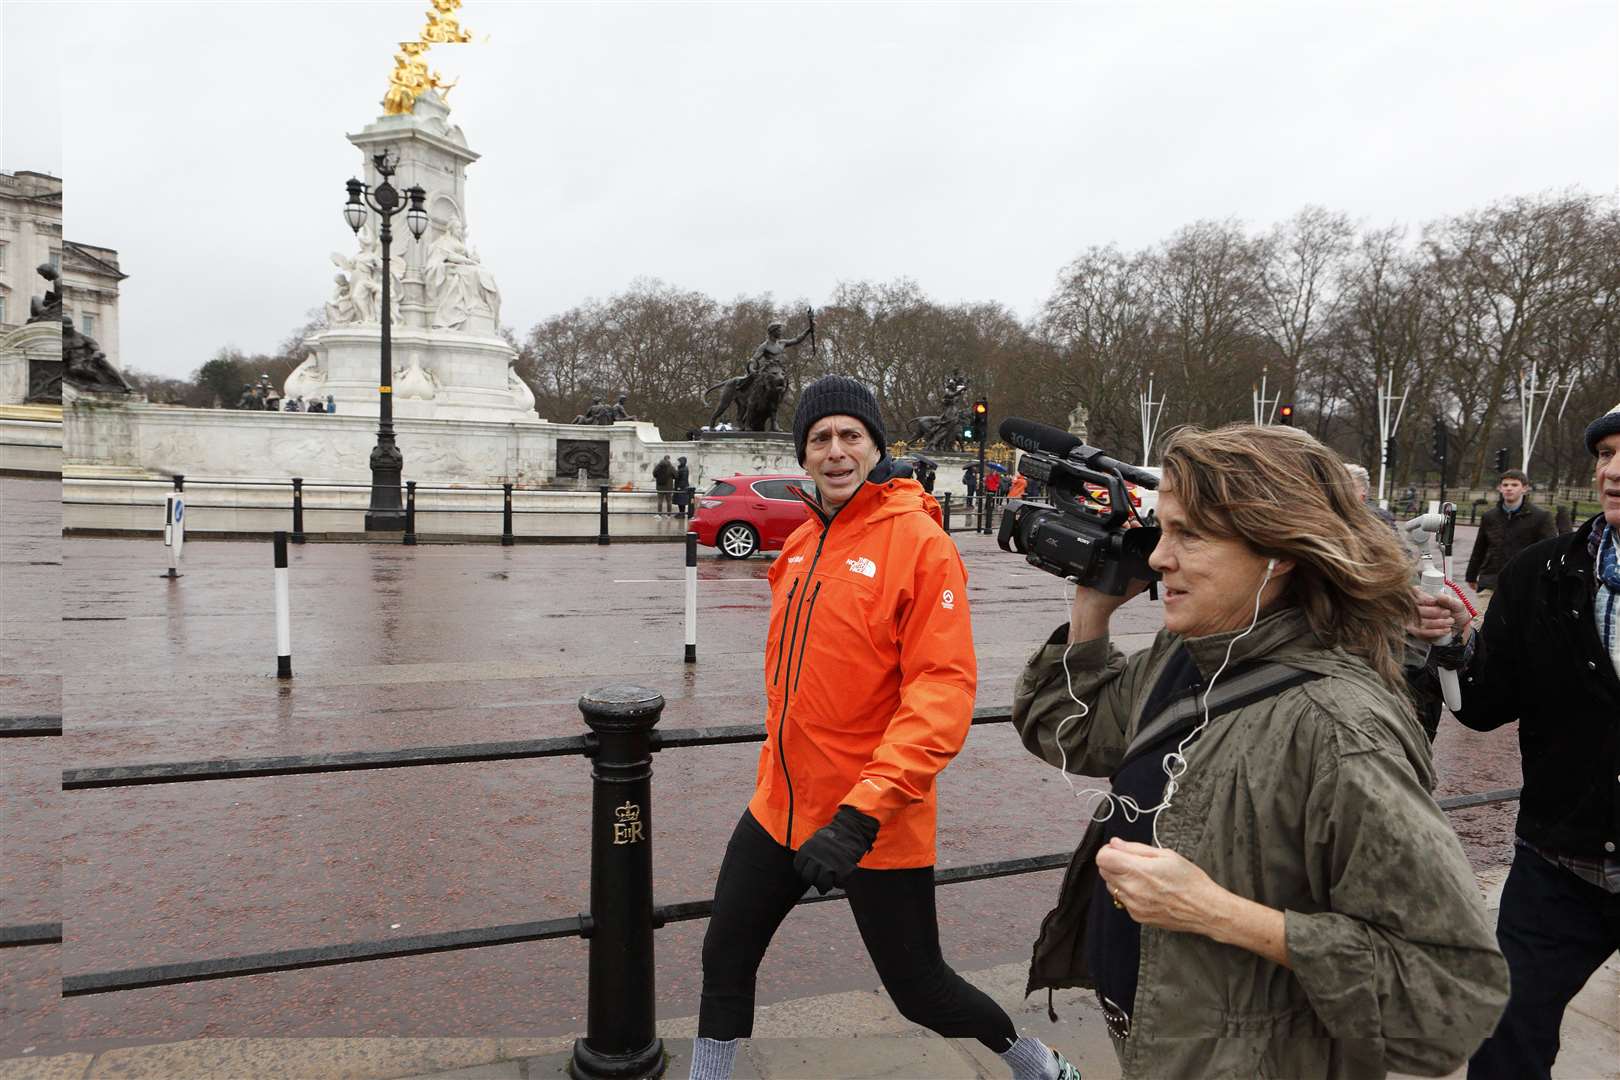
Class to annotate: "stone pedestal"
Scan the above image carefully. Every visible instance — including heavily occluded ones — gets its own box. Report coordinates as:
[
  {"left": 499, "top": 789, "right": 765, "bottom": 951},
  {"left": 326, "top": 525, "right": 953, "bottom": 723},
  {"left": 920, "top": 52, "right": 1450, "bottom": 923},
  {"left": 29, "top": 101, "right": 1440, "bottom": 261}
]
[
  {"left": 0, "top": 321, "right": 62, "bottom": 405},
  {"left": 288, "top": 325, "right": 534, "bottom": 421}
]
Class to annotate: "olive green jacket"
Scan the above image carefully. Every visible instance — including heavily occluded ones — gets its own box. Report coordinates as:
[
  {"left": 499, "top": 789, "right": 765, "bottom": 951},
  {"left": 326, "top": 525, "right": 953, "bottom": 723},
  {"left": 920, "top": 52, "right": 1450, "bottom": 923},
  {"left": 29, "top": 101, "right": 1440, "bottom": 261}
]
[{"left": 1012, "top": 608, "right": 1508, "bottom": 1079}]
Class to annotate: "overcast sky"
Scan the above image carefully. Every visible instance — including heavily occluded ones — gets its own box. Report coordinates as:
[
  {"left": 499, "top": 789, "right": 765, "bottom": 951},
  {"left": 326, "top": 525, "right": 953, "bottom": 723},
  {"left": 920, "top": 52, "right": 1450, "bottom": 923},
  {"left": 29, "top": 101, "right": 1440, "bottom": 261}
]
[{"left": 4, "top": 1, "right": 1616, "bottom": 379}]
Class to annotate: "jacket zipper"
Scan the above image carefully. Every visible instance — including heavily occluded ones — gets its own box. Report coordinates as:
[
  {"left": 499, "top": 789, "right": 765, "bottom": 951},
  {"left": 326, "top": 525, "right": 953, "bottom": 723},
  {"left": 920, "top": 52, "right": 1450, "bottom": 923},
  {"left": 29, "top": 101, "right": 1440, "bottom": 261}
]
[
  {"left": 772, "top": 578, "right": 799, "bottom": 686},
  {"left": 775, "top": 522, "right": 834, "bottom": 848},
  {"left": 792, "top": 582, "right": 823, "bottom": 693}
]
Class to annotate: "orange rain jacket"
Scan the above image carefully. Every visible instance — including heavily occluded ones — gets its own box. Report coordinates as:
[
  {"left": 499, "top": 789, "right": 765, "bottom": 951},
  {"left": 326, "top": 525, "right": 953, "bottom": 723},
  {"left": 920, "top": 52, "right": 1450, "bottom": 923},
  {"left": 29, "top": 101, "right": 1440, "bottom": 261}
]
[{"left": 746, "top": 473, "right": 976, "bottom": 869}]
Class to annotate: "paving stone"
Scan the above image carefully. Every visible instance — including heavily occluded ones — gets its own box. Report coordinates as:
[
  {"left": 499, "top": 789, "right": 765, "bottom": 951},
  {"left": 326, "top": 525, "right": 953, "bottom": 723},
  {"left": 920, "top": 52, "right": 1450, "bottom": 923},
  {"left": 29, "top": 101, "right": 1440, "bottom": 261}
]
[
  {"left": 745, "top": 1036, "right": 980, "bottom": 1080},
  {"left": 85, "top": 1037, "right": 504, "bottom": 1079},
  {"left": 0, "top": 1053, "right": 93, "bottom": 1080}
]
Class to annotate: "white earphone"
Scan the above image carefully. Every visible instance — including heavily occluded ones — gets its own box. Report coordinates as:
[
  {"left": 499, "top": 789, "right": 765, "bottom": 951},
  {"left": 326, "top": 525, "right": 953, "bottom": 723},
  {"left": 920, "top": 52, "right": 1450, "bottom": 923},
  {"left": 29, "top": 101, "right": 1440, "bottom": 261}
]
[{"left": 1053, "top": 553, "right": 1280, "bottom": 846}]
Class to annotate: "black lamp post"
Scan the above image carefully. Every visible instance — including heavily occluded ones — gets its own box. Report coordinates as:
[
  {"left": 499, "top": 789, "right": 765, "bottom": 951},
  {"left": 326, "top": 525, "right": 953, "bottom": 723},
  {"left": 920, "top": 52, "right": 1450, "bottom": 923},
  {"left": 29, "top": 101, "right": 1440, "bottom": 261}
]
[{"left": 345, "top": 150, "right": 428, "bottom": 531}]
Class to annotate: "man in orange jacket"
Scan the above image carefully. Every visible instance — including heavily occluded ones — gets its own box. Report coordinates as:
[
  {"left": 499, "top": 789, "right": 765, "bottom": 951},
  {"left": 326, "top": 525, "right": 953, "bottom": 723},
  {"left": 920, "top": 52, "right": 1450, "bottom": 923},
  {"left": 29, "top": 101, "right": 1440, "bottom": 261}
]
[{"left": 689, "top": 376, "right": 1079, "bottom": 1080}]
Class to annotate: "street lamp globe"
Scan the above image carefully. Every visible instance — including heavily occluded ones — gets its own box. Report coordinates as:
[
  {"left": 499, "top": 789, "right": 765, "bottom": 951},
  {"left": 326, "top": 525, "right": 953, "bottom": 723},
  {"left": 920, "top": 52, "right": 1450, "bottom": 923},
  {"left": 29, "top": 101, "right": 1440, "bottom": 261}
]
[
  {"left": 405, "top": 185, "right": 429, "bottom": 240},
  {"left": 343, "top": 179, "right": 367, "bottom": 233}
]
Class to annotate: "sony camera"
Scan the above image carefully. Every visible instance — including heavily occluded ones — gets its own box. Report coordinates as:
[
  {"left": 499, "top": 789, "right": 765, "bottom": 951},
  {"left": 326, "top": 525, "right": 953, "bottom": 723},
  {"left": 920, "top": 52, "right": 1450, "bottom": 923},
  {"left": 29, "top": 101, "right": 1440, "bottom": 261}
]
[{"left": 995, "top": 418, "right": 1162, "bottom": 595}]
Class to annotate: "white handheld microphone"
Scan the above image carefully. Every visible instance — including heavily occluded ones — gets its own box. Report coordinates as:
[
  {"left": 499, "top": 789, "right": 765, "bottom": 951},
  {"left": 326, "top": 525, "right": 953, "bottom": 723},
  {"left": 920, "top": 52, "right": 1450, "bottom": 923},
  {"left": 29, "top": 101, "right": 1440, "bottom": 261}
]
[{"left": 1420, "top": 563, "right": 1463, "bottom": 711}]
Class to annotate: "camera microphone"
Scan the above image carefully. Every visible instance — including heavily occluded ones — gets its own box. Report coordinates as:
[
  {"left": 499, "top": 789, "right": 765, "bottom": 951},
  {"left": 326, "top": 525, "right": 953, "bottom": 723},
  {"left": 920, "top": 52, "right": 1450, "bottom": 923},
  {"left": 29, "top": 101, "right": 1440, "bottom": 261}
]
[{"left": 998, "top": 418, "right": 1159, "bottom": 489}]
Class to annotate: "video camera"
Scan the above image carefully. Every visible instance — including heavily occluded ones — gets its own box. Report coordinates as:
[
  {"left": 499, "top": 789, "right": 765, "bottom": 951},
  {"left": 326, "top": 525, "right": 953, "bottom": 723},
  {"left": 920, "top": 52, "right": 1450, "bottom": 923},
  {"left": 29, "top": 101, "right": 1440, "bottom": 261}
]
[{"left": 995, "top": 417, "right": 1162, "bottom": 595}]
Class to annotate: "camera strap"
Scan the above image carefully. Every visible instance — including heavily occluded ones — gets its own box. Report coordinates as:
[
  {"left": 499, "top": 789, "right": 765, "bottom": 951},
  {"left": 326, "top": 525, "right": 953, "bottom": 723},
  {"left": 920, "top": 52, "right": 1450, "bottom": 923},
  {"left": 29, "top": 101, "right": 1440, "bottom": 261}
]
[{"left": 1118, "top": 661, "right": 1323, "bottom": 773}]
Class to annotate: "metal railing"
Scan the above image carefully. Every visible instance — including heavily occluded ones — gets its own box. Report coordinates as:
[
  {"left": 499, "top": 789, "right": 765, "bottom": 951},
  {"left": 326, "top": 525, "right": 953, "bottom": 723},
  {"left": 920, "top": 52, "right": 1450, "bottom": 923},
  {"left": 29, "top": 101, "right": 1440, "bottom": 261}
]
[
  {"left": 29, "top": 692, "right": 1523, "bottom": 1078},
  {"left": 62, "top": 473, "right": 699, "bottom": 545}
]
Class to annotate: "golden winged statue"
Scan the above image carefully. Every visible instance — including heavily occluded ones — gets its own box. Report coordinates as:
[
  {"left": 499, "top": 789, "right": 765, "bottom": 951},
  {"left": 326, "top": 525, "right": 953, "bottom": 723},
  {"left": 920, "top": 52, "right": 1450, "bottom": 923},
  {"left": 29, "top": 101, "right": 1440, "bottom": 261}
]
[{"left": 382, "top": 0, "right": 475, "bottom": 116}]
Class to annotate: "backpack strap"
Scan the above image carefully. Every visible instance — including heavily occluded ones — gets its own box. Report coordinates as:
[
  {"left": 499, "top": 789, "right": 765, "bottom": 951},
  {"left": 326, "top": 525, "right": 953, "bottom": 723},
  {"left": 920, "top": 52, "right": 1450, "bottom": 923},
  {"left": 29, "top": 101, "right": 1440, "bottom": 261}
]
[{"left": 1120, "top": 661, "right": 1324, "bottom": 769}]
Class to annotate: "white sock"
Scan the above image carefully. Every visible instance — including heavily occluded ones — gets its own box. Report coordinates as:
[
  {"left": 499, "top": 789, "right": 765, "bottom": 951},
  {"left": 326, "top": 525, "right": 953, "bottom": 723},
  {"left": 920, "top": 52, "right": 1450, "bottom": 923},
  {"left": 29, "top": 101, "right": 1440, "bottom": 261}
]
[
  {"left": 689, "top": 1036, "right": 739, "bottom": 1080},
  {"left": 1000, "top": 1035, "right": 1060, "bottom": 1080}
]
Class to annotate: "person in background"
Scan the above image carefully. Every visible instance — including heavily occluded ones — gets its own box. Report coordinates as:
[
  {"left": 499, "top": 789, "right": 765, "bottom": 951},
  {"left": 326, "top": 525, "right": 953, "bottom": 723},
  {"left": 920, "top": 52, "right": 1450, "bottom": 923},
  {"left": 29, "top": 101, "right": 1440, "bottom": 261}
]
[
  {"left": 326, "top": 395, "right": 337, "bottom": 415},
  {"left": 1345, "top": 463, "right": 1396, "bottom": 527},
  {"left": 653, "top": 454, "right": 676, "bottom": 517},
  {"left": 1466, "top": 469, "right": 1556, "bottom": 599},
  {"left": 674, "top": 455, "right": 692, "bottom": 518}
]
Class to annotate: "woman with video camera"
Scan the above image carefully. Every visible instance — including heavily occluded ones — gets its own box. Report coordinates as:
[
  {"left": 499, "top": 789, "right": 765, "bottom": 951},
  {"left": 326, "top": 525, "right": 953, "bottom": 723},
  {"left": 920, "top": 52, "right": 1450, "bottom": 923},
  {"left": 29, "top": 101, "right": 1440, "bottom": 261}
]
[{"left": 1012, "top": 424, "right": 1507, "bottom": 1079}]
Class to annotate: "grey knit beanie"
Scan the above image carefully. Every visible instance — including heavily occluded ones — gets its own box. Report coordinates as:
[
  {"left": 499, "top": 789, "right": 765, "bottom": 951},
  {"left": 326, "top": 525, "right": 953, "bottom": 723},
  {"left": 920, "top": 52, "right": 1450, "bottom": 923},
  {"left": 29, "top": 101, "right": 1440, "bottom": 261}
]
[
  {"left": 792, "top": 375, "right": 886, "bottom": 464},
  {"left": 1586, "top": 400, "right": 1620, "bottom": 454}
]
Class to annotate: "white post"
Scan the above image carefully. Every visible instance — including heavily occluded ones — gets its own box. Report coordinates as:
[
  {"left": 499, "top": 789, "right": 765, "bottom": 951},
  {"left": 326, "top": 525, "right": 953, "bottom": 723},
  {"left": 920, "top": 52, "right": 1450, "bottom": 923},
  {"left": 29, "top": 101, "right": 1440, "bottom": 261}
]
[
  {"left": 162, "top": 492, "right": 186, "bottom": 580},
  {"left": 274, "top": 531, "right": 292, "bottom": 679},
  {"left": 1376, "top": 373, "right": 1410, "bottom": 509},
  {"left": 683, "top": 532, "right": 698, "bottom": 664},
  {"left": 1139, "top": 373, "right": 1164, "bottom": 466}
]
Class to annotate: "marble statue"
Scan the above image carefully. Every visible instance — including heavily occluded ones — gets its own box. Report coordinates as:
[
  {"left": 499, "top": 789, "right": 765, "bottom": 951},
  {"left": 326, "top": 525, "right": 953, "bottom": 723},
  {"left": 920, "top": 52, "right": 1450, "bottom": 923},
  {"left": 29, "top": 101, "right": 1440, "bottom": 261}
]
[
  {"left": 329, "top": 222, "right": 400, "bottom": 326},
  {"left": 705, "top": 317, "right": 810, "bottom": 431},
  {"left": 325, "top": 273, "right": 359, "bottom": 325},
  {"left": 1067, "top": 400, "right": 1089, "bottom": 441},
  {"left": 424, "top": 216, "right": 500, "bottom": 331}
]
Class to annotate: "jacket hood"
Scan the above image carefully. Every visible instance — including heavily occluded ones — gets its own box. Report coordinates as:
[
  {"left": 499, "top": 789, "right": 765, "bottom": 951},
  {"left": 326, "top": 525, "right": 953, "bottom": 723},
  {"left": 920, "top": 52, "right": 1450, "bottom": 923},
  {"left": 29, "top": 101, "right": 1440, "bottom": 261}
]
[{"left": 1179, "top": 606, "right": 1434, "bottom": 787}]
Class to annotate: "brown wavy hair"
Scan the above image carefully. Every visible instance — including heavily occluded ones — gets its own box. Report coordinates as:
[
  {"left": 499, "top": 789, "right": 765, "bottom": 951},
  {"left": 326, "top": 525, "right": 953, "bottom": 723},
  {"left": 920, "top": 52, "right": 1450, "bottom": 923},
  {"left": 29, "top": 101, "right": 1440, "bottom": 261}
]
[{"left": 1158, "top": 423, "right": 1415, "bottom": 696}]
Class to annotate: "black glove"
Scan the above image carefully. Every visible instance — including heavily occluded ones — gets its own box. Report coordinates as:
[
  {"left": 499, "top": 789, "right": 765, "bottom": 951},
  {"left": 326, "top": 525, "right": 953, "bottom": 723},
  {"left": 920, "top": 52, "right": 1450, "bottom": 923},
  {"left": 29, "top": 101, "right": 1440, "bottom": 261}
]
[{"left": 793, "top": 806, "right": 879, "bottom": 895}]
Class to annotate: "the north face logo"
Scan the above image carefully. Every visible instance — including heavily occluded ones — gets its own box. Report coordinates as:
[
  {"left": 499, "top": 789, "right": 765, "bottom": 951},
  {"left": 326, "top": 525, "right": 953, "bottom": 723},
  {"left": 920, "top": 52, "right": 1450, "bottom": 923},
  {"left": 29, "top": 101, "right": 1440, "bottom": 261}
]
[{"left": 846, "top": 557, "right": 877, "bottom": 578}]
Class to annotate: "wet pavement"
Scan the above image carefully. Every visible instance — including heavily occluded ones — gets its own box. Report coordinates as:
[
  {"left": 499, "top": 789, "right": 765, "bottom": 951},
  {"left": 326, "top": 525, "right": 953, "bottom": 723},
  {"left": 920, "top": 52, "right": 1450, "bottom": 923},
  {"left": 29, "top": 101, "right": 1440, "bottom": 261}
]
[
  {"left": 2, "top": 488, "right": 1527, "bottom": 1056},
  {"left": 2, "top": 477, "right": 64, "bottom": 1057}
]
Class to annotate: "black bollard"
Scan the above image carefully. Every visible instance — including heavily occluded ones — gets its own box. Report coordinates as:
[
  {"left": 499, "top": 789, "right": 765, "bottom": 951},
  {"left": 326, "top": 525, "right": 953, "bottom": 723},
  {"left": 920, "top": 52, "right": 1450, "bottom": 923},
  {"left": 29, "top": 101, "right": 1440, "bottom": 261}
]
[
  {"left": 598, "top": 485, "right": 610, "bottom": 546},
  {"left": 291, "top": 477, "right": 306, "bottom": 544},
  {"left": 572, "top": 686, "right": 666, "bottom": 1080},
  {"left": 502, "top": 483, "right": 515, "bottom": 546},
  {"left": 941, "top": 491, "right": 952, "bottom": 534},
  {"left": 403, "top": 482, "right": 418, "bottom": 546}
]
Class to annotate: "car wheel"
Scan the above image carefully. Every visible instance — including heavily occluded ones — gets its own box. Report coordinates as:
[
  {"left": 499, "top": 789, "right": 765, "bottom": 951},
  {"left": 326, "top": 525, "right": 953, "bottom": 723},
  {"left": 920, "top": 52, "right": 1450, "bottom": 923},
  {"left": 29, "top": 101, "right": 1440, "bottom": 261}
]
[{"left": 718, "top": 522, "right": 759, "bottom": 559}]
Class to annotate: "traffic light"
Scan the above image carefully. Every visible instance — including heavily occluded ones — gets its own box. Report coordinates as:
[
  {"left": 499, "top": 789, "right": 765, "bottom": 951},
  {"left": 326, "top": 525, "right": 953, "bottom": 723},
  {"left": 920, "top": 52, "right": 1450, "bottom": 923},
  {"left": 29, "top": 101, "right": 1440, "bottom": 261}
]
[
  {"left": 1493, "top": 447, "right": 1510, "bottom": 473},
  {"left": 1430, "top": 417, "right": 1448, "bottom": 465},
  {"left": 969, "top": 399, "right": 988, "bottom": 443},
  {"left": 1277, "top": 403, "right": 1295, "bottom": 426},
  {"left": 1384, "top": 437, "right": 1397, "bottom": 469}
]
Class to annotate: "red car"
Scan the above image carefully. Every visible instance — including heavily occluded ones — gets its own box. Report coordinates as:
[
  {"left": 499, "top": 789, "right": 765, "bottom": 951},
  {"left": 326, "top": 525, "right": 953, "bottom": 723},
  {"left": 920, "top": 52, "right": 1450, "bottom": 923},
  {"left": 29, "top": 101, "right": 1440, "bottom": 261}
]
[{"left": 691, "top": 473, "right": 815, "bottom": 558}]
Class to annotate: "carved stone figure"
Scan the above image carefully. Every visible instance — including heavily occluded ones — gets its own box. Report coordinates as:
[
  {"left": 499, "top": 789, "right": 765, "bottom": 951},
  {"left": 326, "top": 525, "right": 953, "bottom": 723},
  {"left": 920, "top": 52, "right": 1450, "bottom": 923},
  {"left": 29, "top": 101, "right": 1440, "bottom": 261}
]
[
  {"left": 905, "top": 370, "right": 972, "bottom": 452},
  {"left": 424, "top": 216, "right": 499, "bottom": 331},
  {"left": 705, "top": 319, "right": 809, "bottom": 431},
  {"left": 1067, "top": 401, "right": 1090, "bottom": 441},
  {"left": 507, "top": 361, "right": 536, "bottom": 412},
  {"left": 325, "top": 273, "right": 359, "bottom": 325},
  {"left": 330, "top": 222, "right": 400, "bottom": 326},
  {"left": 62, "top": 317, "right": 133, "bottom": 393},
  {"left": 27, "top": 263, "right": 62, "bottom": 324}
]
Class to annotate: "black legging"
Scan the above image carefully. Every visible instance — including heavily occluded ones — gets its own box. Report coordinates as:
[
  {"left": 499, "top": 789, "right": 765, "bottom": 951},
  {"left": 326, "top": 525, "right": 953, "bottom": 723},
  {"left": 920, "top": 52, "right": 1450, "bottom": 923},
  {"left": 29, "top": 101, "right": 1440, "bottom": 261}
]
[{"left": 698, "top": 811, "right": 1017, "bottom": 1051}]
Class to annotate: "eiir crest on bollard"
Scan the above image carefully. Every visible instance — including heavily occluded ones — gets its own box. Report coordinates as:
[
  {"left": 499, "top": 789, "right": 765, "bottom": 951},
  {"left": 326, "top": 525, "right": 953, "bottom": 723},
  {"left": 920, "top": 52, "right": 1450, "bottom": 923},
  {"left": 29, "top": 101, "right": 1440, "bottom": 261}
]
[{"left": 612, "top": 801, "right": 645, "bottom": 845}]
